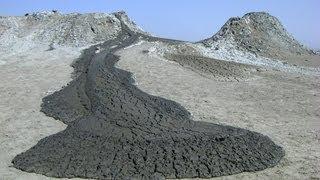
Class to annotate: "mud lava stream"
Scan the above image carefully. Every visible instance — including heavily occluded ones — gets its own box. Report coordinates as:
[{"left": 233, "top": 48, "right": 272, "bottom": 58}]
[{"left": 12, "top": 18, "right": 284, "bottom": 179}]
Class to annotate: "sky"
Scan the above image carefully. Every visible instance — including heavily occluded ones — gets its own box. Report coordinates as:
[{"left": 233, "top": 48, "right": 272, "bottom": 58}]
[{"left": 0, "top": 0, "right": 319, "bottom": 49}]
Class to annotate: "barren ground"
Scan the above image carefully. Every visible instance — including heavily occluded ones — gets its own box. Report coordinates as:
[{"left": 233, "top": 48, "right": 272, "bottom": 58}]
[
  {"left": 116, "top": 42, "right": 320, "bottom": 180},
  {"left": 0, "top": 40, "right": 319, "bottom": 179},
  {"left": 0, "top": 44, "right": 85, "bottom": 180}
]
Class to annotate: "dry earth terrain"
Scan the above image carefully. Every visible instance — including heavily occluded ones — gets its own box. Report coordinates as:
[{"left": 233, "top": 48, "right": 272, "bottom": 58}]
[
  {"left": 0, "top": 11, "right": 320, "bottom": 179},
  {"left": 116, "top": 41, "right": 320, "bottom": 179},
  {"left": 0, "top": 43, "right": 86, "bottom": 179}
]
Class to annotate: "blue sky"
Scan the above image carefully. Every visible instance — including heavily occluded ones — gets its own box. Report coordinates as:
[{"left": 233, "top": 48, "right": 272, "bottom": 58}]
[{"left": 0, "top": 0, "right": 319, "bottom": 48}]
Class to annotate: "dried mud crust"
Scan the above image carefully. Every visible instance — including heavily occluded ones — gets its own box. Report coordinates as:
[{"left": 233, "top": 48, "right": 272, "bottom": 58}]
[
  {"left": 12, "top": 20, "right": 284, "bottom": 179},
  {"left": 164, "top": 53, "right": 258, "bottom": 81}
]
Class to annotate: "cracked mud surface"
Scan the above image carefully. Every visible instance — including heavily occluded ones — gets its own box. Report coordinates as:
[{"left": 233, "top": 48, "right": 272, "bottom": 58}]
[{"left": 11, "top": 20, "right": 284, "bottom": 179}]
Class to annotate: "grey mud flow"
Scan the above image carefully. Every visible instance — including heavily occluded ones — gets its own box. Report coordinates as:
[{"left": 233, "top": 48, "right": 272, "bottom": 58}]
[{"left": 12, "top": 17, "right": 284, "bottom": 179}]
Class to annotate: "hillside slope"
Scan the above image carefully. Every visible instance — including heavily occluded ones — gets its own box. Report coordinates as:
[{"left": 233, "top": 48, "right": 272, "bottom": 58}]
[
  {"left": 200, "top": 12, "right": 315, "bottom": 61},
  {"left": 0, "top": 11, "right": 146, "bottom": 47}
]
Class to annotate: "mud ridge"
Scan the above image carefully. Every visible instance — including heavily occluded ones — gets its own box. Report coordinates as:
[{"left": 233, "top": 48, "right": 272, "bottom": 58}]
[
  {"left": 12, "top": 16, "right": 284, "bottom": 179},
  {"left": 164, "top": 53, "right": 259, "bottom": 81}
]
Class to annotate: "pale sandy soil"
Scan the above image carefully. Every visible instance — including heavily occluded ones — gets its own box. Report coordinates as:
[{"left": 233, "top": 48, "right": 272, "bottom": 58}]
[
  {"left": 0, "top": 44, "right": 86, "bottom": 180},
  {"left": 116, "top": 42, "right": 320, "bottom": 180}
]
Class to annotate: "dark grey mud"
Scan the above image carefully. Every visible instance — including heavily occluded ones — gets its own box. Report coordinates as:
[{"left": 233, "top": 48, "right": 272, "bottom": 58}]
[
  {"left": 164, "top": 53, "right": 258, "bottom": 81},
  {"left": 12, "top": 15, "right": 284, "bottom": 179}
]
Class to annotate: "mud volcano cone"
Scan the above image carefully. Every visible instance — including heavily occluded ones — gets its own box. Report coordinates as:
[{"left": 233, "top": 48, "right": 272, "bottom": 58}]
[{"left": 12, "top": 17, "right": 284, "bottom": 179}]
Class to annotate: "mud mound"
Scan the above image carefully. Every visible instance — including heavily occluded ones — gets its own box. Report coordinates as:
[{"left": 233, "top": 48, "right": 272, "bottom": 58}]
[
  {"left": 0, "top": 11, "right": 146, "bottom": 47},
  {"left": 12, "top": 18, "right": 284, "bottom": 179},
  {"left": 164, "top": 53, "right": 258, "bottom": 81},
  {"left": 201, "top": 12, "right": 314, "bottom": 61}
]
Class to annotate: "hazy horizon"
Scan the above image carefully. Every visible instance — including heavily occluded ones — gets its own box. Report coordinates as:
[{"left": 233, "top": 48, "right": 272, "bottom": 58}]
[{"left": 0, "top": 0, "right": 319, "bottom": 49}]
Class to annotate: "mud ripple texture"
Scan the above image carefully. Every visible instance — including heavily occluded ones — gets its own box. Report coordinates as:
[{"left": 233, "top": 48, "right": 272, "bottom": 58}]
[{"left": 12, "top": 15, "right": 284, "bottom": 179}]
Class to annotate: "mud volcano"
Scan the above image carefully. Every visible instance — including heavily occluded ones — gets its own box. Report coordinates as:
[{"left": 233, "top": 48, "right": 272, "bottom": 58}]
[{"left": 12, "top": 17, "right": 284, "bottom": 179}]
